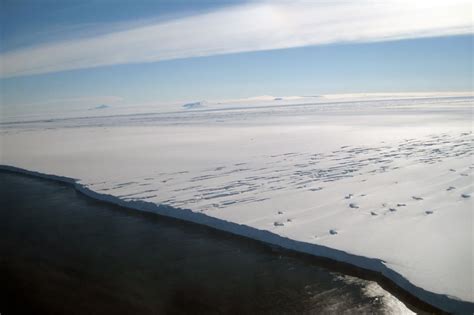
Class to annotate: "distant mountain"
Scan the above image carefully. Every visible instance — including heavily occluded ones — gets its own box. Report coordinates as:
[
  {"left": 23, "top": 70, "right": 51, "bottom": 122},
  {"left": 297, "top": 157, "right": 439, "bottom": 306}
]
[
  {"left": 90, "top": 104, "right": 110, "bottom": 110},
  {"left": 182, "top": 101, "right": 205, "bottom": 110}
]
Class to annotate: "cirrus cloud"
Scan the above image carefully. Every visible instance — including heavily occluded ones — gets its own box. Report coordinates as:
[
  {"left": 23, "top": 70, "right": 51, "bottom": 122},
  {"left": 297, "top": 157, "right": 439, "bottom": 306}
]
[{"left": 0, "top": 0, "right": 472, "bottom": 78}]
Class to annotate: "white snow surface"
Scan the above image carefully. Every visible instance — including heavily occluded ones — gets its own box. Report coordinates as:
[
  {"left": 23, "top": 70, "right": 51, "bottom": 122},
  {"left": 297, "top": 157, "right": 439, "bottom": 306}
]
[{"left": 1, "top": 93, "right": 473, "bottom": 312}]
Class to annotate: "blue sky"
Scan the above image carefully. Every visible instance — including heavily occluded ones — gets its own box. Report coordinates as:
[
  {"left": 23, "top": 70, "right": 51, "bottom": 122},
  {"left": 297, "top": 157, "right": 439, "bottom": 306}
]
[
  {"left": 0, "top": 0, "right": 472, "bottom": 110},
  {"left": 1, "top": 0, "right": 244, "bottom": 52}
]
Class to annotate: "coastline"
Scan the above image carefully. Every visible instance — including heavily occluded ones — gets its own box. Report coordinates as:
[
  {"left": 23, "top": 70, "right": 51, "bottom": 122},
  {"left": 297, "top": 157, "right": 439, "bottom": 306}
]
[{"left": 1, "top": 164, "right": 472, "bottom": 314}]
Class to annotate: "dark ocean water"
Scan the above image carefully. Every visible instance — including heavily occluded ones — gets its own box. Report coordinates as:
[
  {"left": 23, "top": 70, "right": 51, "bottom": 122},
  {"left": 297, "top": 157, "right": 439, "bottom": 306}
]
[{"left": 0, "top": 171, "right": 419, "bottom": 314}]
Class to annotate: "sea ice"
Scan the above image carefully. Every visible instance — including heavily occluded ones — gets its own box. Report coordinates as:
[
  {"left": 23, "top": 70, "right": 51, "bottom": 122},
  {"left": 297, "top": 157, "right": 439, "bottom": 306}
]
[{"left": 1, "top": 93, "right": 473, "bottom": 313}]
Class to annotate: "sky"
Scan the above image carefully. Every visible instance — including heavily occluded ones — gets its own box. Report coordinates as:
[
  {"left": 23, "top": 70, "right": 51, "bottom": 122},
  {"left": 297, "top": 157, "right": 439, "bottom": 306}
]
[{"left": 0, "top": 0, "right": 472, "bottom": 112}]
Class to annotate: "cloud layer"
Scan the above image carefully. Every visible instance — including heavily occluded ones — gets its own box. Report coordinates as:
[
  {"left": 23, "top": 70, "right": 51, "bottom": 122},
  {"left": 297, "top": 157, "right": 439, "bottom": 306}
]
[{"left": 1, "top": 0, "right": 472, "bottom": 78}]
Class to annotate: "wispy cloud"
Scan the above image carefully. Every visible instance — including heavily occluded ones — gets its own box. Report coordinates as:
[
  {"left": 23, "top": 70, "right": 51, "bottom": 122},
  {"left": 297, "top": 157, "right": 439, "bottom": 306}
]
[{"left": 1, "top": 0, "right": 471, "bottom": 78}]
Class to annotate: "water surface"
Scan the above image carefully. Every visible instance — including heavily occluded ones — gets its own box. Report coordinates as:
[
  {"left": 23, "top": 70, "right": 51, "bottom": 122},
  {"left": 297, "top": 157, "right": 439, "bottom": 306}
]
[{"left": 0, "top": 171, "right": 417, "bottom": 314}]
